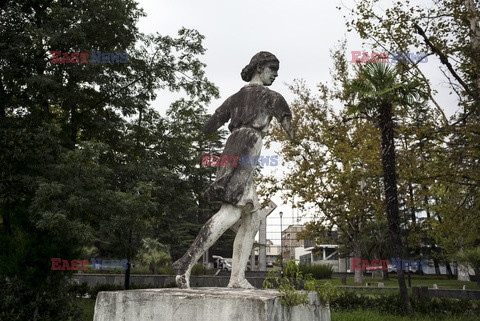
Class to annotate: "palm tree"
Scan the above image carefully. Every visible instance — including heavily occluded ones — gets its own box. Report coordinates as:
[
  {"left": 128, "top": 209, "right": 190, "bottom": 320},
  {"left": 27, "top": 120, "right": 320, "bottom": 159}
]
[
  {"left": 347, "top": 62, "right": 426, "bottom": 315},
  {"left": 137, "top": 238, "right": 172, "bottom": 274}
]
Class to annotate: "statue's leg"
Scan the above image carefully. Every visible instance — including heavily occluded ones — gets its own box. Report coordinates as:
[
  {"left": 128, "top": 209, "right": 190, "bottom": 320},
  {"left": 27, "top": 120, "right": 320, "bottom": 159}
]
[
  {"left": 228, "top": 208, "right": 261, "bottom": 289},
  {"left": 173, "top": 203, "right": 242, "bottom": 289}
]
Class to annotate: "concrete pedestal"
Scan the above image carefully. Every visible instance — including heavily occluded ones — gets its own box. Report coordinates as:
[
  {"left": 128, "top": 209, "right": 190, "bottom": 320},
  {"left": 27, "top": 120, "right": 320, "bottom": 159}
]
[{"left": 93, "top": 287, "right": 330, "bottom": 321}]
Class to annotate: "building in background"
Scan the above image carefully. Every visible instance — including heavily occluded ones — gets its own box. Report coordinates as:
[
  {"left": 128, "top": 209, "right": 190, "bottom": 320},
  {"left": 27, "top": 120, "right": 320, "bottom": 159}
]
[
  {"left": 287, "top": 229, "right": 345, "bottom": 272},
  {"left": 281, "top": 225, "right": 305, "bottom": 262},
  {"left": 254, "top": 239, "right": 281, "bottom": 266},
  {"left": 296, "top": 243, "right": 341, "bottom": 271}
]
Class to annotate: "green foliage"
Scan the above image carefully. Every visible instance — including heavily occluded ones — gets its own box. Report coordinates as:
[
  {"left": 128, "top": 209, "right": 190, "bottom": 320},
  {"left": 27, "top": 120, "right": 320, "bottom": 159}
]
[
  {"left": 190, "top": 263, "right": 216, "bottom": 276},
  {"left": 316, "top": 281, "right": 341, "bottom": 306},
  {"left": 0, "top": 276, "right": 84, "bottom": 321},
  {"left": 73, "top": 299, "right": 96, "bottom": 321},
  {"left": 264, "top": 260, "right": 314, "bottom": 307},
  {"left": 67, "top": 282, "right": 90, "bottom": 298},
  {"left": 278, "top": 282, "right": 311, "bottom": 307},
  {"left": 331, "top": 291, "right": 480, "bottom": 317},
  {"left": 347, "top": 63, "right": 427, "bottom": 116},
  {"left": 456, "top": 246, "right": 480, "bottom": 285},
  {"left": 264, "top": 260, "right": 341, "bottom": 308},
  {"left": 0, "top": 0, "right": 222, "bottom": 319},
  {"left": 331, "top": 291, "right": 382, "bottom": 312},
  {"left": 298, "top": 263, "right": 333, "bottom": 279},
  {"left": 342, "top": 0, "right": 480, "bottom": 269},
  {"left": 191, "top": 263, "right": 207, "bottom": 276},
  {"left": 456, "top": 246, "right": 480, "bottom": 270},
  {"left": 410, "top": 297, "right": 480, "bottom": 316},
  {"left": 343, "top": 0, "right": 480, "bottom": 114},
  {"left": 136, "top": 238, "right": 172, "bottom": 274},
  {"left": 332, "top": 310, "right": 480, "bottom": 321},
  {"left": 156, "top": 265, "right": 174, "bottom": 275}
]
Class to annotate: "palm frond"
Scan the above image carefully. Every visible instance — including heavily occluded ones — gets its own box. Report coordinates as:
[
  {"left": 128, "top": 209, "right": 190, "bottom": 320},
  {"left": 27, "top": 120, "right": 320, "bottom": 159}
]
[{"left": 347, "top": 62, "right": 426, "bottom": 114}]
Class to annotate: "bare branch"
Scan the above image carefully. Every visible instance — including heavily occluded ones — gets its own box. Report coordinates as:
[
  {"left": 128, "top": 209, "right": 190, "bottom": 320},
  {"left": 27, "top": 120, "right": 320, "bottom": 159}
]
[{"left": 414, "top": 23, "right": 477, "bottom": 101}]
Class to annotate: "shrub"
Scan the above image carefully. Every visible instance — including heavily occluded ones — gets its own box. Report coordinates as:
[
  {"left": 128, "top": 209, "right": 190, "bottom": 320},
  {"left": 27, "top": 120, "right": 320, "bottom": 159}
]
[
  {"left": 330, "top": 290, "right": 364, "bottom": 311},
  {"left": 67, "top": 281, "right": 89, "bottom": 298},
  {"left": 157, "top": 265, "right": 174, "bottom": 275},
  {"left": 191, "top": 263, "right": 207, "bottom": 276},
  {"left": 131, "top": 265, "right": 150, "bottom": 274},
  {"left": 298, "top": 263, "right": 333, "bottom": 279},
  {"left": 264, "top": 260, "right": 315, "bottom": 307},
  {"left": 264, "top": 260, "right": 341, "bottom": 308},
  {"left": 411, "top": 297, "right": 480, "bottom": 316},
  {"left": 136, "top": 238, "right": 172, "bottom": 274},
  {"left": 0, "top": 276, "right": 84, "bottom": 321},
  {"left": 190, "top": 263, "right": 216, "bottom": 276},
  {"left": 316, "top": 281, "right": 341, "bottom": 306},
  {"left": 331, "top": 291, "right": 480, "bottom": 317}
]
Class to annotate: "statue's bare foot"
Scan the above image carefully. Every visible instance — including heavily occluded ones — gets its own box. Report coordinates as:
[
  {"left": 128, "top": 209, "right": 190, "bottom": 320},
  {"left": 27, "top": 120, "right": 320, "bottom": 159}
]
[
  {"left": 173, "top": 259, "right": 190, "bottom": 289},
  {"left": 228, "top": 278, "right": 255, "bottom": 289},
  {"left": 175, "top": 274, "right": 190, "bottom": 289}
]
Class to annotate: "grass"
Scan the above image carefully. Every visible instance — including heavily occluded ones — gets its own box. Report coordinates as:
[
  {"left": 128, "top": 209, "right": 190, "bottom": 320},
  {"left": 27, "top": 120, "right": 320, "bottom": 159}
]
[
  {"left": 332, "top": 310, "right": 480, "bottom": 321},
  {"left": 75, "top": 290, "right": 480, "bottom": 321},
  {"left": 74, "top": 299, "right": 95, "bottom": 321},
  {"left": 72, "top": 274, "right": 479, "bottom": 320},
  {"left": 78, "top": 298, "right": 480, "bottom": 321},
  {"left": 321, "top": 275, "right": 479, "bottom": 290}
]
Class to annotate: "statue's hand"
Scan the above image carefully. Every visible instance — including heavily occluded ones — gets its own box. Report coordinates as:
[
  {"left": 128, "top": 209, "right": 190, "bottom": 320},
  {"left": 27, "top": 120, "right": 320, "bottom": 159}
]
[
  {"left": 281, "top": 116, "right": 296, "bottom": 142},
  {"left": 288, "top": 131, "right": 296, "bottom": 142}
]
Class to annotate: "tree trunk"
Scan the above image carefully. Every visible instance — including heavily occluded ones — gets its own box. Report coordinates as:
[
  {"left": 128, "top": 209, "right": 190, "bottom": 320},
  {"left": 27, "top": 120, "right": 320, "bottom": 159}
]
[
  {"left": 433, "top": 258, "right": 441, "bottom": 275},
  {"left": 383, "top": 269, "right": 390, "bottom": 280},
  {"left": 0, "top": 78, "right": 6, "bottom": 118},
  {"left": 446, "top": 262, "right": 454, "bottom": 279},
  {"left": 465, "top": 0, "right": 480, "bottom": 98},
  {"left": 476, "top": 268, "right": 480, "bottom": 287},
  {"left": 33, "top": 291, "right": 40, "bottom": 321},
  {"left": 70, "top": 105, "right": 78, "bottom": 149},
  {"left": 378, "top": 102, "right": 411, "bottom": 315},
  {"left": 353, "top": 229, "right": 363, "bottom": 284},
  {"left": 408, "top": 182, "right": 416, "bottom": 224},
  {"left": 423, "top": 186, "right": 441, "bottom": 276}
]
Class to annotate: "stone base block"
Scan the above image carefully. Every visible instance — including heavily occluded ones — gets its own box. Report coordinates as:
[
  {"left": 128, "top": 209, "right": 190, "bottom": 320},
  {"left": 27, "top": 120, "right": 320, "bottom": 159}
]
[{"left": 93, "top": 287, "right": 331, "bottom": 321}]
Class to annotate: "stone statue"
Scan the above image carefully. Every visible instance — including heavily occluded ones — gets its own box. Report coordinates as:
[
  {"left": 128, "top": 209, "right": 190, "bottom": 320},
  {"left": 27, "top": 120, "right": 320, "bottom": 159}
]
[{"left": 173, "top": 51, "right": 295, "bottom": 289}]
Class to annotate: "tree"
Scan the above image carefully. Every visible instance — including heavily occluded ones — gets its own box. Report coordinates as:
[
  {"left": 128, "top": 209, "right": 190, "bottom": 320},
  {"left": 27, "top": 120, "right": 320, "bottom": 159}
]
[
  {"left": 136, "top": 238, "right": 172, "bottom": 274},
  {"left": 362, "top": 219, "right": 391, "bottom": 280},
  {"left": 347, "top": 62, "right": 427, "bottom": 314},
  {"left": 343, "top": 1, "right": 480, "bottom": 275},
  {"left": 343, "top": 0, "right": 479, "bottom": 119},
  {"left": 0, "top": 0, "right": 219, "bottom": 319},
  {"left": 456, "top": 246, "right": 480, "bottom": 286},
  {"left": 265, "top": 78, "right": 385, "bottom": 284}
]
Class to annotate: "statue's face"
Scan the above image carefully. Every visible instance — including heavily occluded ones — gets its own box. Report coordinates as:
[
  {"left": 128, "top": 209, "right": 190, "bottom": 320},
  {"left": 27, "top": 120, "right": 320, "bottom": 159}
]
[{"left": 257, "top": 62, "right": 279, "bottom": 86}]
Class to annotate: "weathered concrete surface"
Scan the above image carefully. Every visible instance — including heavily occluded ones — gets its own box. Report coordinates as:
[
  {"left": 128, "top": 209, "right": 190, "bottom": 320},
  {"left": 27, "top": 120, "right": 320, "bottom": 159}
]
[{"left": 93, "top": 287, "right": 331, "bottom": 321}]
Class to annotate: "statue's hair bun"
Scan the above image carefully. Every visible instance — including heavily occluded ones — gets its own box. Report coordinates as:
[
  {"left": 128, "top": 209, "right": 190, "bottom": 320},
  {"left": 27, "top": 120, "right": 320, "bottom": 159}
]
[
  {"left": 241, "top": 64, "right": 256, "bottom": 82},
  {"left": 240, "top": 51, "right": 279, "bottom": 82}
]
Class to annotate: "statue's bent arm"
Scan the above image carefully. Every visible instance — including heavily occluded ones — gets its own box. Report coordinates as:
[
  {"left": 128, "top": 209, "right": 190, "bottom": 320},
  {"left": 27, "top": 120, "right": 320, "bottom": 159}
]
[{"left": 203, "top": 99, "right": 231, "bottom": 134}]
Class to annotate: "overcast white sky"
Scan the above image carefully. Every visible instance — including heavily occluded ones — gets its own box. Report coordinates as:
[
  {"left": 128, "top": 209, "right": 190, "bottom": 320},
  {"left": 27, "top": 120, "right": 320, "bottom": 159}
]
[
  {"left": 136, "top": 0, "right": 461, "bottom": 243},
  {"left": 136, "top": 0, "right": 365, "bottom": 112}
]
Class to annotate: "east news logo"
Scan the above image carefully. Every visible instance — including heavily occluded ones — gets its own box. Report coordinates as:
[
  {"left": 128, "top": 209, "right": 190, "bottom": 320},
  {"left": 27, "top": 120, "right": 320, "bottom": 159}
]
[{"left": 50, "top": 51, "right": 128, "bottom": 63}]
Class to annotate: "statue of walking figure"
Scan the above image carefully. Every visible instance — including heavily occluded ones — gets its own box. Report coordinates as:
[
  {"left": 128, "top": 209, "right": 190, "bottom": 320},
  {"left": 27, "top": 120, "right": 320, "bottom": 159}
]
[{"left": 173, "top": 51, "right": 295, "bottom": 289}]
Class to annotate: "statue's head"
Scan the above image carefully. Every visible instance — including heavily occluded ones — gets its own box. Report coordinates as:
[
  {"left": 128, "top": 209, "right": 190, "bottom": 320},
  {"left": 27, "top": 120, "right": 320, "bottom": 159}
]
[{"left": 241, "top": 51, "right": 279, "bottom": 86}]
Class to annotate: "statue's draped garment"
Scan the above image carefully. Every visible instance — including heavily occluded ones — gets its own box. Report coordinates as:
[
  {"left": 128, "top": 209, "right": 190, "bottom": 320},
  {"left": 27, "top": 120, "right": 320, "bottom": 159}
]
[{"left": 203, "top": 84, "right": 292, "bottom": 212}]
